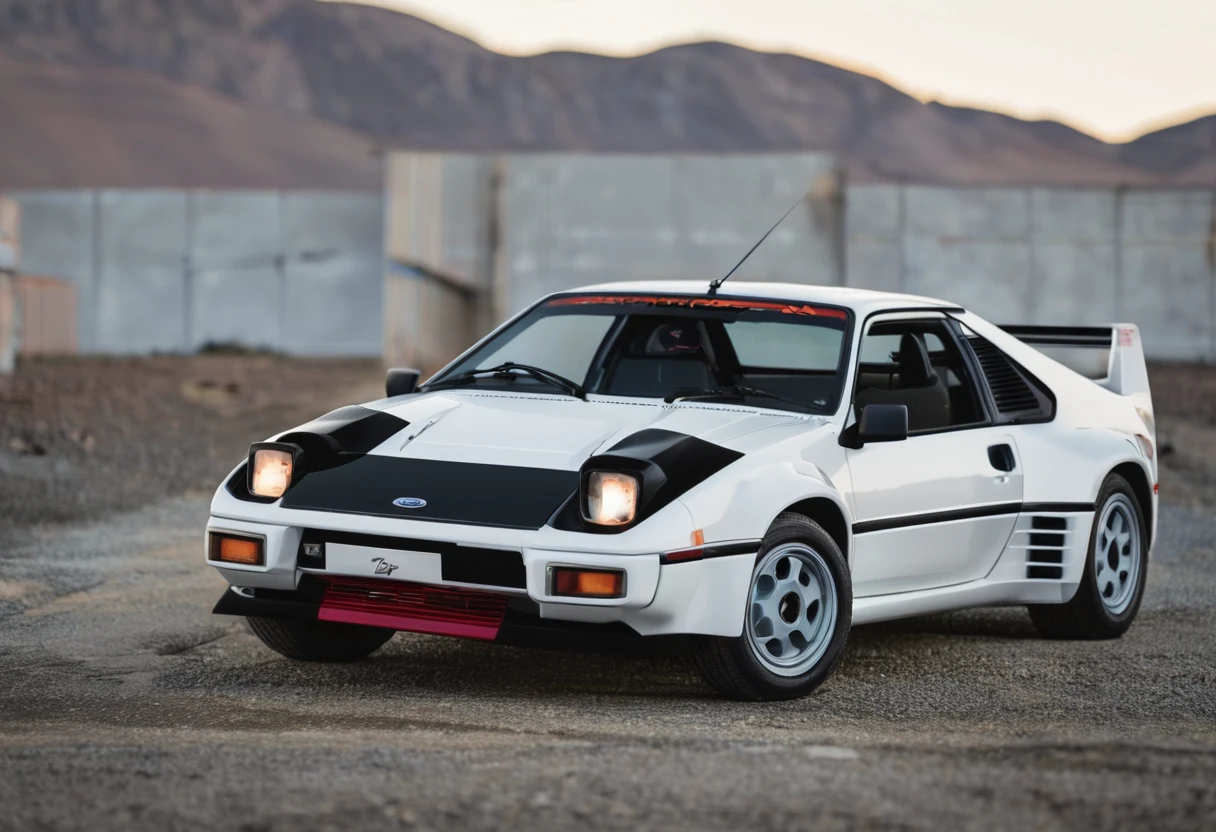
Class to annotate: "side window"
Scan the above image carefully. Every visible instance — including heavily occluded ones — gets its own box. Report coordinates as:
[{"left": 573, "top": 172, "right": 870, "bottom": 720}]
[{"left": 854, "top": 318, "right": 986, "bottom": 433}]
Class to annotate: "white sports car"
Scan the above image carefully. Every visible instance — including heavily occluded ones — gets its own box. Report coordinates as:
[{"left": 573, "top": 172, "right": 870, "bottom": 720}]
[{"left": 206, "top": 281, "right": 1157, "bottom": 700}]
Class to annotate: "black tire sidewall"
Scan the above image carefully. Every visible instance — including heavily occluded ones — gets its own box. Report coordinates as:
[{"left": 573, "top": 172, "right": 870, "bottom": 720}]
[
  {"left": 1078, "top": 474, "right": 1149, "bottom": 630},
  {"left": 726, "top": 515, "right": 852, "bottom": 698}
]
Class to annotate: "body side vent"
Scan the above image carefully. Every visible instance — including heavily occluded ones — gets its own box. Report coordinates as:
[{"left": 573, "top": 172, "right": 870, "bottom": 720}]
[{"left": 967, "top": 335, "right": 1055, "bottom": 422}]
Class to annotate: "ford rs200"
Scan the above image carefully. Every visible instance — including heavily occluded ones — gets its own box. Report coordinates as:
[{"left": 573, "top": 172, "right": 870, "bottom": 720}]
[{"left": 206, "top": 281, "right": 1156, "bottom": 700}]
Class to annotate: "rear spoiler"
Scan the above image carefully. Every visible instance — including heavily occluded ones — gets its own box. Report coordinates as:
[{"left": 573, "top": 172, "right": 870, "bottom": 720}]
[{"left": 999, "top": 324, "right": 1151, "bottom": 403}]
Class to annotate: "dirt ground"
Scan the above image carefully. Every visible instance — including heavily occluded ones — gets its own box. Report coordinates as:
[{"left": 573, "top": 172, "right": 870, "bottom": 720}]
[
  {"left": 1, "top": 357, "right": 1215, "bottom": 831},
  {"left": 0, "top": 355, "right": 384, "bottom": 529}
]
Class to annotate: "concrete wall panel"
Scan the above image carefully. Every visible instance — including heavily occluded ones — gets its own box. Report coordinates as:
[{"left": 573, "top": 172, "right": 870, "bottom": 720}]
[
  {"left": 844, "top": 239, "right": 902, "bottom": 293},
  {"left": 845, "top": 185, "right": 901, "bottom": 237},
  {"left": 904, "top": 187, "right": 1029, "bottom": 239},
  {"left": 1030, "top": 189, "right": 1115, "bottom": 239},
  {"left": 1032, "top": 242, "right": 1117, "bottom": 325},
  {"left": 281, "top": 192, "right": 382, "bottom": 356},
  {"left": 190, "top": 192, "right": 281, "bottom": 267},
  {"left": 96, "top": 191, "right": 189, "bottom": 353},
  {"left": 1122, "top": 191, "right": 1214, "bottom": 240},
  {"left": 188, "top": 192, "right": 282, "bottom": 350},
  {"left": 10, "top": 191, "right": 96, "bottom": 349},
  {"left": 282, "top": 257, "right": 381, "bottom": 356},
  {"left": 1122, "top": 245, "right": 1212, "bottom": 360},
  {"left": 385, "top": 153, "right": 495, "bottom": 289},
  {"left": 192, "top": 265, "right": 282, "bottom": 350},
  {"left": 846, "top": 184, "right": 1215, "bottom": 359},
  {"left": 283, "top": 192, "right": 382, "bottom": 261},
  {"left": 903, "top": 237, "right": 1031, "bottom": 321},
  {"left": 498, "top": 153, "right": 841, "bottom": 316},
  {"left": 14, "top": 189, "right": 383, "bottom": 356}
]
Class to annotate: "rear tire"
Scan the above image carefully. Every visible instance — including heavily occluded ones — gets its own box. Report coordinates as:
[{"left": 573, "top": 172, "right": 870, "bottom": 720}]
[
  {"left": 247, "top": 616, "right": 394, "bottom": 662},
  {"left": 1028, "top": 473, "right": 1148, "bottom": 639},
  {"left": 692, "top": 512, "right": 851, "bottom": 701}
]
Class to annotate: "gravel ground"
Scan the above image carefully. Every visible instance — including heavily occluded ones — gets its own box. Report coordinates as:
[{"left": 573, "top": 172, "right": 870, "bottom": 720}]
[
  {"left": 1, "top": 358, "right": 1215, "bottom": 830},
  {"left": 0, "top": 355, "right": 382, "bottom": 529}
]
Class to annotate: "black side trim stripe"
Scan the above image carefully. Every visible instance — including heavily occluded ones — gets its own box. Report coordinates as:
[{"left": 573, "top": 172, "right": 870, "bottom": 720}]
[
  {"left": 853, "top": 501, "right": 1096, "bottom": 535},
  {"left": 1021, "top": 502, "right": 1097, "bottom": 513},
  {"left": 853, "top": 502, "right": 1022, "bottom": 535},
  {"left": 660, "top": 540, "right": 761, "bottom": 565}
]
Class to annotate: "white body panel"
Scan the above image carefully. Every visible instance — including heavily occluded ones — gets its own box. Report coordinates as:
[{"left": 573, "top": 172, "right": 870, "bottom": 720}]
[
  {"left": 846, "top": 429, "right": 1023, "bottom": 596},
  {"left": 205, "top": 281, "right": 1157, "bottom": 640}
]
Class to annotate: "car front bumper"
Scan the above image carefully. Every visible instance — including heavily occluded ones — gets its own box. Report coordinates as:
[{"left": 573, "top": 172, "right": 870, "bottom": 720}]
[{"left": 205, "top": 511, "right": 758, "bottom": 639}]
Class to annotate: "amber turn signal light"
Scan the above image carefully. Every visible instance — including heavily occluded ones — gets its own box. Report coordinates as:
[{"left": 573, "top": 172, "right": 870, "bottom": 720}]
[
  {"left": 210, "top": 533, "right": 264, "bottom": 566},
  {"left": 550, "top": 567, "right": 625, "bottom": 598}
]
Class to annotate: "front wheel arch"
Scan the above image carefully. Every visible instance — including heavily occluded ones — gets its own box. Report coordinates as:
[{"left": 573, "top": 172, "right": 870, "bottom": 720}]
[{"left": 781, "top": 496, "right": 851, "bottom": 568}]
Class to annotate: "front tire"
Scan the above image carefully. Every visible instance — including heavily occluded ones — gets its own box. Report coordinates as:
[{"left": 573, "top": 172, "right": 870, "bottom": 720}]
[
  {"left": 1028, "top": 473, "right": 1148, "bottom": 639},
  {"left": 692, "top": 513, "right": 852, "bottom": 701},
  {"left": 247, "top": 616, "right": 395, "bottom": 662}
]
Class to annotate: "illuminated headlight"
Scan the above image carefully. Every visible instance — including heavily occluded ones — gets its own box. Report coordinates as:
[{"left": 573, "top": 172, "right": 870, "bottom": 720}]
[
  {"left": 584, "top": 471, "right": 639, "bottom": 526},
  {"left": 249, "top": 446, "right": 294, "bottom": 499}
]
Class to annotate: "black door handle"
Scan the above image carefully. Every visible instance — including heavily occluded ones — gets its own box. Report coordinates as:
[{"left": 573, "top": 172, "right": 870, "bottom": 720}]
[{"left": 988, "top": 444, "right": 1015, "bottom": 472}]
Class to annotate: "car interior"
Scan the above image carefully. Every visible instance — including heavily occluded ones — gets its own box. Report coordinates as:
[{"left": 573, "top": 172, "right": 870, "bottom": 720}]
[
  {"left": 853, "top": 321, "right": 985, "bottom": 432},
  {"left": 594, "top": 315, "right": 845, "bottom": 409},
  {"left": 600, "top": 319, "right": 716, "bottom": 397}
]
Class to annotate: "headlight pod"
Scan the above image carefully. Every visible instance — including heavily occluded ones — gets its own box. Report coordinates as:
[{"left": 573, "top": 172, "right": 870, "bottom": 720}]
[
  {"left": 582, "top": 471, "right": 639, "bottom": 526},
  {"left": 556, "top": 430, "right": 744, "bottom": 534},
  {"left": 246, "top": 442, "right": 303, "bottom": 501}
]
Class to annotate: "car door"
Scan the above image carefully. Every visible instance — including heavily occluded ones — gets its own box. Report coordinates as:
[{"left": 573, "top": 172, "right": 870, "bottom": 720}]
[{"left": 844, "top": 315, "right": 1023, "bottom": 597}]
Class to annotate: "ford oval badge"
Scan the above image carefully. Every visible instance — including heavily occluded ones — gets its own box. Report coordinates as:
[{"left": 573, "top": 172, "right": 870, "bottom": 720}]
[{"left": 392, "top": 497, "right": 427, "bottom": 509}]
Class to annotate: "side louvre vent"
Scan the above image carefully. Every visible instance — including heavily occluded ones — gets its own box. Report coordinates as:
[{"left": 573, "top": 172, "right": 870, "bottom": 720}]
[
  {"left": 967, "top": 335, "right": 1054, "bottom": 421},
  {"left": 1024, "top": 515, "right": 1071, "bottom": 580}
]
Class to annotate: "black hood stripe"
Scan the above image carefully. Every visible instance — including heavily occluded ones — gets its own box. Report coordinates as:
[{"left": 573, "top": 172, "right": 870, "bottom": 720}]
[{"left": 279, "top": 456, "right": 579, "bottom": 530}]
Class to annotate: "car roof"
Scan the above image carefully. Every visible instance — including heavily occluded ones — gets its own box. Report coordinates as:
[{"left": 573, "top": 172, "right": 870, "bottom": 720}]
[{"left": 559, "top": 280, "right": 960, "bottom": 316}]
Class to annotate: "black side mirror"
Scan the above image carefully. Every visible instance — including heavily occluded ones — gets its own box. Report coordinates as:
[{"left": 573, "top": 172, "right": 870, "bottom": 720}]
[
  {"left": 857, "top": 404, "right": 909, "bottom": 443},
  {"left": 385, "top": 368, "right": 421, "bottom": 398}
]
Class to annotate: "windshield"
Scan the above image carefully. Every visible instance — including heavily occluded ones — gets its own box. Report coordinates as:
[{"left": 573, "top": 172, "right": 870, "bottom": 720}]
[{"left": 427, "top": 294, "right": 853, "bottom": 414}]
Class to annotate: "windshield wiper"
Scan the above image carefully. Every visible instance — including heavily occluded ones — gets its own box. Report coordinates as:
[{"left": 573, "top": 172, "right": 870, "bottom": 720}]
[
  {"left": 664, "top": 385, "right": 821, "bottom": 412},
  {"left": 424, "top": 362, "right": 586, "bottom": 399}
]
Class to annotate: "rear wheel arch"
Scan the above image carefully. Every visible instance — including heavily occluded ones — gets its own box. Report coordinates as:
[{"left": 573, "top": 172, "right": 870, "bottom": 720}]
[
  {"left": 1110, "top": 460, "right": 1153, "bottom": 549},
  {"left": 780, "top": 497, "right": 851, "bottom": 568}
]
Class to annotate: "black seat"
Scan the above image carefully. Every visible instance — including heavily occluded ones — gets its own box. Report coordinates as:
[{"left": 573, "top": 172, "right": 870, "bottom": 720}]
[
  {"left": 895, "top": 332, "right": 936, "bottom": 387},
  {"left": 855, "top": 333, "right": 951, "bottom": 431},
  {"left": 603, "top": 322, "right": 713, "bottom": 397}
]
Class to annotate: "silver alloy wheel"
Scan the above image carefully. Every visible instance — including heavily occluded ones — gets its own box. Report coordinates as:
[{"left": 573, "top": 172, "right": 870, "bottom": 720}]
[
  {"left": 746, "top": 543, "right": 838, "bottom": 677},
  {"left": 1094, "top": 493, "right": 1141, "bottom": 615}
]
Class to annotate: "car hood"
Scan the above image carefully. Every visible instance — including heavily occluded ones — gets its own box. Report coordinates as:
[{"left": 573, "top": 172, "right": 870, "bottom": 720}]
[{"left": 367, "top": 390, "right": 825, "bottom": 470}]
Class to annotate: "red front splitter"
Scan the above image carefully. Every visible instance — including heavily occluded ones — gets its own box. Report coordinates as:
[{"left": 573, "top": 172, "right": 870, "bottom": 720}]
[{"left": 318, "top": 577, "right": 508, "bottom": 641}]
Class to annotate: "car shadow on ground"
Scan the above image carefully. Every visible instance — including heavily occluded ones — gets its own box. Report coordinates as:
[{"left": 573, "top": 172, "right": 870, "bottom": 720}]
[
  {"left": 169, "top": 605, "right": 1046, "bottom": 707},
  {"left": 850, "top": 606, "right": 1042, "bottom": 642}
]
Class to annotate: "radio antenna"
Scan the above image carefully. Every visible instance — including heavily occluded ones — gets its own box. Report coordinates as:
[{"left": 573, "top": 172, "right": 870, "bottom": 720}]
[{"left": 707, "top": 193, "right": 808, "bottom": 296}]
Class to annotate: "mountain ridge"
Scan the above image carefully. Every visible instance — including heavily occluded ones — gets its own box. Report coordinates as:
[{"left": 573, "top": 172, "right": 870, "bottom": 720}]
[{"left": 0, "top": 0, "right": 1211, "bottom": 189}]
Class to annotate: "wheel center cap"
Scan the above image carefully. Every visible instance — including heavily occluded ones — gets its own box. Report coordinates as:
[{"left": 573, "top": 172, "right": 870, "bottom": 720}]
[{"left": 778, "top": 592, "right": 801, "bottom": 624}]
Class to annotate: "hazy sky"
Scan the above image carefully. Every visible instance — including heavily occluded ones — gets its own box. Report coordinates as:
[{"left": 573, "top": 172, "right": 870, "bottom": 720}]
[{"left": 343, "top": 0, "right": 1216, "bottom": 141}]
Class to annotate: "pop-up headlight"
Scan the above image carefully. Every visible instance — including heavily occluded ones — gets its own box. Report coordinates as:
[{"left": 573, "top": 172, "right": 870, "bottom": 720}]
[
  {"left": 248, "top": 444, "right": 296, "bottom": 499},
  {"left": 584, "top": 471, "right": 639, "bottom": 526}
]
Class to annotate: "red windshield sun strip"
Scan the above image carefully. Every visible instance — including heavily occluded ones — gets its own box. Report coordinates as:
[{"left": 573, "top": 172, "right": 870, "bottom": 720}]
[{"left": 547, "top": 295, "right": 848, "bottom": 320}]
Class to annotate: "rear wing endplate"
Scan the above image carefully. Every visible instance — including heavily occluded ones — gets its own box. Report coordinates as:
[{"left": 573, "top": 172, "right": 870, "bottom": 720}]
[{"left": 998, "top": 324, "right": 1151, "bottom": 403}]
